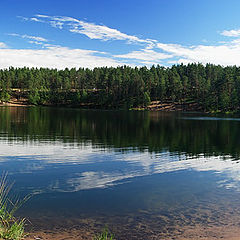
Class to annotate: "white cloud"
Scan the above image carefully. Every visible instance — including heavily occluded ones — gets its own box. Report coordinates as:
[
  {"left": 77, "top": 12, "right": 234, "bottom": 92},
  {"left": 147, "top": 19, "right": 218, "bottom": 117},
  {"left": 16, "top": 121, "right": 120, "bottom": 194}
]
[
  {"left": 29, "top": 17, "right": 44, "bottom": 22},
  {"left": 28, "top": 41, "right": 44, "bottom": 45},
  {"left": 28, "top": 14, "right": 240, "bottom": 66},
  {"left": 29, "top": 15, "right": 154, "bottom": 46},
  {"left": 0, "top": 46, "right": 124, "bottom": 69},
  {"left": 114, "top": 48, "right": 172, "bottom": 64},
  {"left": 8, "top": 33, "right": 48, "bottom": 42},
  {"left": 0, "top": 42, "right": 7, "bottom": 48},
  {"left": 13, "top": 15, "right": 240, "bottom": 67},
  {"left": 66, "top": 171, "right": 138, "bottom": 191},
  {"left": 157, "top": 41, "right": 240, "bottom": 66},
  {"left": 2, "top": 139, "right": 240, "bottom": 192},
  {"left": 24, "top": 35, "right": 48, "bottom": 42},
  {"left": 221, "top": 29, "right": 240, "bottom": 37},
  {"left": 50, "top": 21, "right": 64, "bottom": 29},
  {"left": 69, "top": 21, "right": 145, "bottom": 43}
]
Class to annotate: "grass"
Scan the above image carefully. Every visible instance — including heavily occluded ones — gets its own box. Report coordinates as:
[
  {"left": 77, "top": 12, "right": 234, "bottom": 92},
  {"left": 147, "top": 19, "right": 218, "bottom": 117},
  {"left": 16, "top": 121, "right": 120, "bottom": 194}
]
[
  {"left": 0, "top": 174, "right": 28, "bottom": 240},
  {"left": 93, "top": 227, "right": 114, "bottom": 240}
]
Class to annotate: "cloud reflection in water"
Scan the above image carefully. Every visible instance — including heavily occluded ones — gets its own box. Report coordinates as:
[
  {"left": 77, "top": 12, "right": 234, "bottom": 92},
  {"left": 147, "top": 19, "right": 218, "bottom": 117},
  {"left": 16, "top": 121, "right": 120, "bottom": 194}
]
[{"left": 0, "top": 140, "right": 240, "bottom": 194}]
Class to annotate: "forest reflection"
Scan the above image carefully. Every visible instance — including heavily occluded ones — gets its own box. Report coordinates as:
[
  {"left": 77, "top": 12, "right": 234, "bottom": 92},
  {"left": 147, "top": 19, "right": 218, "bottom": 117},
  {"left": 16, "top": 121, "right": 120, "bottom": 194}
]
[{"left": 0, "top": 107, "right": 239, "bottom": 159}]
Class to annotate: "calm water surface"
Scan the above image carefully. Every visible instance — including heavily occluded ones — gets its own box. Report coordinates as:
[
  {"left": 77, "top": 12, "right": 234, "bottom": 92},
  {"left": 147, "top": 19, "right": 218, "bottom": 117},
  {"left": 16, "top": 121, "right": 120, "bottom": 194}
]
[{"left": 1, "top": 107, "right": 240, "bottom": 239}]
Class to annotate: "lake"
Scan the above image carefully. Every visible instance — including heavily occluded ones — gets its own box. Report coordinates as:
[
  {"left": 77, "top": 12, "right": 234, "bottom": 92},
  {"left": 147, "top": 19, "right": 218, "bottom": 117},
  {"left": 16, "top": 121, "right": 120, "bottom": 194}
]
[{"left": 1, "top": 107, "right": 240, "bottom": 239}]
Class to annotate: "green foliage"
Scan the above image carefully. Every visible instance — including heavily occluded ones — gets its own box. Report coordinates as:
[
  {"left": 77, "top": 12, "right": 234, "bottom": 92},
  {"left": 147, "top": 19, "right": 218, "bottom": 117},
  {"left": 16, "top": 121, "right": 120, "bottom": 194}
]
[
  {"left": 0, "top": 91, "right": 11, "bottom": 102},
  {"left": 1, "top": 63, "right": 240, "bottom": 111},
  {"left": 0, "top": 219, "right": 25, "bottom": 240},
  {"left": 38, "top": 90, "right": 50, "bottom": 105},
  {"left": 93, "top": 227, "right": 114, "bottom": 240},
  {"left": 0, "top": 174, "right": 28, "bottom": 240},
  {"left": 81, "top": 89, "right": 88, "bottom": 102},
  {"left": 28, "top": 90, "right": 40, "bottom": 105}
]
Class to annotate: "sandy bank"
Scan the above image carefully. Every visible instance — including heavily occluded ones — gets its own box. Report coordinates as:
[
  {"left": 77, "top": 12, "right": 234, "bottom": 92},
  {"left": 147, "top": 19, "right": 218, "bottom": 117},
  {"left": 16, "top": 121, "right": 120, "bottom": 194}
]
[{"left": 0, "top": 100, "right": 203, "bottom": 112}]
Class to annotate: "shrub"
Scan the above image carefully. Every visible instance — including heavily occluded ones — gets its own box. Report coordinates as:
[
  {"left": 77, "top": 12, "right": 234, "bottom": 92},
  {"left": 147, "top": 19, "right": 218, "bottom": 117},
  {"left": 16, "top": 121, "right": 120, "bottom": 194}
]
[{"left": 93, "top": 227, "right": 114, "bottom": 240}]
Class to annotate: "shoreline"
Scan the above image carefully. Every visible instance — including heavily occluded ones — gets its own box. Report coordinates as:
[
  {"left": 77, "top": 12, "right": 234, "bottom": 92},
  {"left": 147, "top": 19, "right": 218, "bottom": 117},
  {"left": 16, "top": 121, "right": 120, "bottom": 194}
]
[
  {"left": 1, "top": 100, "right": 234, "bottom": 114},
  {"left": 133, "top": 100, "right": 204, "bottom": 112},
  {"left": 24, "top": 220, "right": 240, "bottom": 240},
  {"left": 21, "top": 210, "right": 240, "bottom": 240},
  {"left": 0, "top": 100, "right": 205, "bottom": 112}
]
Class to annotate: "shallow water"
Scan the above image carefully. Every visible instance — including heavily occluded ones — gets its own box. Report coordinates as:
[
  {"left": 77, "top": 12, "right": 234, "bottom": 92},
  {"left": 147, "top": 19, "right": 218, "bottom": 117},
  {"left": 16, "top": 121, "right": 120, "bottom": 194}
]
[{"left": 1, "top": 107, "right": 240, "bottom": 239}]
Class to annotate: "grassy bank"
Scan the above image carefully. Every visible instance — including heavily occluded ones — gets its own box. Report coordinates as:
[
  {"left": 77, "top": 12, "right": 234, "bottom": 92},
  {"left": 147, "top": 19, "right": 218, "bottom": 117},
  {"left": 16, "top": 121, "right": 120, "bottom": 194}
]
[{"left": 0, "top": 174, "right": 27, "bottom": 240}]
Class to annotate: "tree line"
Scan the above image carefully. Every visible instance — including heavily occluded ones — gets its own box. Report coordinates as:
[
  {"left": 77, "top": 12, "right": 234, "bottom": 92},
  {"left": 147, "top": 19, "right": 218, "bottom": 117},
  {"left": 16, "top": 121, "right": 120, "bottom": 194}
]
[{"left": 0, "top": 63, "right": 240, "bottom": 111}]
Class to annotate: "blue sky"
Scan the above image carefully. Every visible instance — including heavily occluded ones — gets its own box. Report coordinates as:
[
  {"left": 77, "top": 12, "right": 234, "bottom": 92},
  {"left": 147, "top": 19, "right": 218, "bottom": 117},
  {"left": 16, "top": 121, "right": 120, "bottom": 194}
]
[{"left": 1, "top": 0, "right": 240, "bottom": 69}]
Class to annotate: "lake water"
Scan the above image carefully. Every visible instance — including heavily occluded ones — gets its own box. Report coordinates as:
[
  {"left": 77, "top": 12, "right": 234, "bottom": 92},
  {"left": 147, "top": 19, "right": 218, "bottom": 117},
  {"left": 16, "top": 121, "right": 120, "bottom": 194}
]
[{"left": 1, "top": 107, "right": 240, "bottom": 239}]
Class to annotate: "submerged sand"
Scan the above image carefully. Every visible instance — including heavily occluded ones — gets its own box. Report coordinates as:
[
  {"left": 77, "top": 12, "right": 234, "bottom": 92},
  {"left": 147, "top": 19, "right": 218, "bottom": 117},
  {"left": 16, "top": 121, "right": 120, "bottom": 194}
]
[
  {"left": 24, "top": 223, "right": 240, "bottom": 240},
  {"left": 23, "top": 210, "right": 240, "bottom": 240}
]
